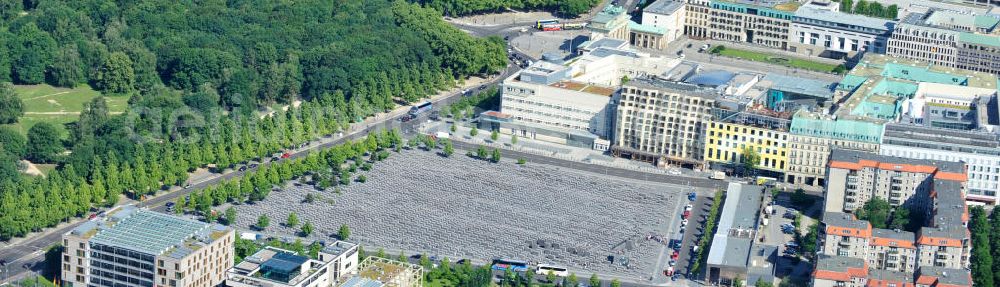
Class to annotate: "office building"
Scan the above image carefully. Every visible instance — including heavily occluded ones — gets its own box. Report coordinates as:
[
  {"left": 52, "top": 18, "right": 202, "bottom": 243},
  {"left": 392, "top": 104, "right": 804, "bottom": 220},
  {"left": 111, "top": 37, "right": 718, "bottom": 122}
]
[
  {"left": 785, "top": 111, "right": 884, "bottom": 186},
  {"left": 62, "top": 206, "right": 235, "bottom": 287},
  {"left": 356, "top": 257, "right": 424, "bottom": 287},
  {"left": 642, "top": 0, "right": 687, "bottom": 44},
  {"left": 225, "top": 242, "right": 359, "bottom": 287},
  {"left": 788, "top": 6, "right": 895, "bottom": 59},
  {"left": 684, "top": 0, "right": 712, "bottom": 38},
  {"left": 887, "top": 9, "right": 1000, "bottom": 75},
  {"left": 706, "top": 0, "right": 800, "bottom": 50},
  {"left": 705, "top": 183, "right": 776, "bottom": 286},
  {"left": 493, "top": 46, "right": 679, "bottom": 149},
  {"left": 898, "top": 82, "right": 1000, "bottom": 130},
  {"left": 613, "top": 77, "right": 718, "bottom": 167},
  {"left": 704, "top": 111, "right": 791, "bottom": 176},
  {"left": 880, "top": 123, "right": 1000, "bottom": 205},
  {"left": 835, "top": 54, "right": 999, "bottom": 123}
]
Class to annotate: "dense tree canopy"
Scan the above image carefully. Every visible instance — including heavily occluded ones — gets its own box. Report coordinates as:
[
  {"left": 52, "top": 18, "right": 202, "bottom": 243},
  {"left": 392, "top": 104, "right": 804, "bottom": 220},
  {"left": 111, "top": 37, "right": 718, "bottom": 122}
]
[
  {"left": 25, "top": 122, "right": 63, "bottom": 163},
  {"left": 0, "top": 83, "right": 23, "bottom": 124},
  {"left": 0, "top": 0, "right": 506, "bottom": 240},
  {"left": 414, "top": 0, "right": 601, "bottom": 16}
]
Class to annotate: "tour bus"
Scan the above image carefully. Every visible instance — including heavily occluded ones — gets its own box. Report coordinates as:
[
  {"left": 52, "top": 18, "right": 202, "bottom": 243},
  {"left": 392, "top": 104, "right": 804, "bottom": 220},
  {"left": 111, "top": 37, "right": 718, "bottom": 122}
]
[
  {"left": 541, "top": 23, "right": 562, "bottom": 31},
  {"left": 491, "top": 259, "right": 529, "bottom": 272},
  {"left": 535, "top": 19, "right": 559, "bottom": 29},
  {"left": 535, "top": 264, "right": 569, "bottom": 277}
]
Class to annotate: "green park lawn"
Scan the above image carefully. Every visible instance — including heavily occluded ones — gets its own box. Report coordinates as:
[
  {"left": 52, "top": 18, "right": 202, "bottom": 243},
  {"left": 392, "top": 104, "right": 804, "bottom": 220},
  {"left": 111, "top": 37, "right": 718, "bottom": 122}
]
[
  {"left": 711, "top": 46, "right": 844, "bottom": 74},
  {"left": 3, "top": 84, "right": 128, "bottom": 136}
]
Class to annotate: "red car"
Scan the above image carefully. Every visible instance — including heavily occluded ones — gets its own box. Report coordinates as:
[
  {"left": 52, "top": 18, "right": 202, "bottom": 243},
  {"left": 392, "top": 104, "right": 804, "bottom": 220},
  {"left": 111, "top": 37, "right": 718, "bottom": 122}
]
[
  {"left": 671, "top": 250, "right": 679, "bottom": 260},
  {"left": 682, "top": 210, "right": 691, "bottom": 219},
  {"left": 281, "top": 153, "right": 291, "bottom": 159}
]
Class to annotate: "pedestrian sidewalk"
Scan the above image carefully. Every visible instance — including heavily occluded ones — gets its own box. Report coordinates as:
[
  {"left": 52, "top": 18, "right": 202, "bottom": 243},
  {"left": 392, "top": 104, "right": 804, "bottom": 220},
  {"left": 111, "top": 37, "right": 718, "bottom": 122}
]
[{"left": 421, "top": 121, "right": 712, "bottom": 179}]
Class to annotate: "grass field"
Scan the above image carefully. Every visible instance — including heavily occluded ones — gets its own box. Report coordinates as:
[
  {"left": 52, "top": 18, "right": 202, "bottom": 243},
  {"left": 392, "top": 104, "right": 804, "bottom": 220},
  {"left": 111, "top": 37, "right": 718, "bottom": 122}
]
[
  {"left": 711, "top": 46, "right": 844, "bottom": 74},
  {"left": 3, "top": 84, "right": 128, "bottom": 136}
]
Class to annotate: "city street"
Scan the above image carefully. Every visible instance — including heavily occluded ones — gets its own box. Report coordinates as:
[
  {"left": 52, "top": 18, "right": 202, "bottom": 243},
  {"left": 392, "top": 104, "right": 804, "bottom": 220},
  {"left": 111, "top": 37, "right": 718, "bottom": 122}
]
[{"left": 0, "top": 55, "right": 526, "bottom": 286}]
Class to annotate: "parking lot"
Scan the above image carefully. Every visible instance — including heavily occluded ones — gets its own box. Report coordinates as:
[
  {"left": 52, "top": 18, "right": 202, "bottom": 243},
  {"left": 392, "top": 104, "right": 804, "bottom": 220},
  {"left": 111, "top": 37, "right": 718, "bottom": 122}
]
[
  {"left": 672, "top": 194, "right": 709, "bottom": 280},
  {"left": 234, "top": 149, "right": 706, "bottom": 279}
]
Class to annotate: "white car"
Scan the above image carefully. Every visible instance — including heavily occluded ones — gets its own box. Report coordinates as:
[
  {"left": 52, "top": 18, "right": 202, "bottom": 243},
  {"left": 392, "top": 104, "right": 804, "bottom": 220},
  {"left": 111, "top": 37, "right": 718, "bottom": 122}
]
[
  {"left": 669, "top": 169, "right": 682, "bottom": 175},
  {"left": 684, "top": 204, "right": 693, "bottom": 211},
  {"left": 681, "top": 219, "right": 688, "bottom": 227}
]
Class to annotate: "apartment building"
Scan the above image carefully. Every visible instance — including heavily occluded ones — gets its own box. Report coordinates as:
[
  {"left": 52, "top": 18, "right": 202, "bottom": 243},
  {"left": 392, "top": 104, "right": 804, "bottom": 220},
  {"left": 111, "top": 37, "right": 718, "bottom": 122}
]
[
  {"left": 707, "top": 0, "right": 799, "bottom": 49},
  {"left": 815, "top": 151, "right": 972, "bottom": 287},
  {"left": 62, "top": 206, "right": 235, "bottom": 287},
  {"left": 812, "top": 255, "right": 869, "bottom": 287},
  {"left": 788, "top": 6, "right": 895, "bottom": 59},
  {"left": 821, "top": 149, "right": 971, "bottom": 270},
  {"left": 887, "top": 9, "right": 1000, "bottom": 74},
  {"left": 825, "top": 149, "right": 964, "bottom": 212},
  {"left": 226, "top": 242, "right": 359, "bottom": 287},
  {"left": 869, "top": 229, "right": 918, "bottom": 273},
  {"left": 821, "top": 213, "right": 921, "bottom": 273},
  {"left": 916, "top": 227, "right": 970, "bottom": 270},
  {"left": 813, "top": 254, "right": 972, "bottom": 287},
  {"left": 880, "top": 123, "right": 1000, "bottom": 205},
  {"left": 613, "top": 77, "right": 718, "bottom": 168},
  {"left": 915, "top": 266, "right": 973, "bottom": 287},
  {"left": 821, "top": 212, "right": 872, "bottom": 259},
  {"left": 786, "top": 111, "right": 883, "bottom": 187}
]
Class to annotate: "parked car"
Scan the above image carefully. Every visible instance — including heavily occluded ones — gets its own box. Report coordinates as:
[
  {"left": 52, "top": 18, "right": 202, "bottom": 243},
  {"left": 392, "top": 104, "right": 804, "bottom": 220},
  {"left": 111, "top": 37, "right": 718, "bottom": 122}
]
[
  {"left": 684, "top": 204, "right": 693, "bottom": 211},
  {"left": 688, "top": 192, "right": 697, "bottom": 201},
  {"left": 682, "top": 210, "right": 691, "bottom": 219}
]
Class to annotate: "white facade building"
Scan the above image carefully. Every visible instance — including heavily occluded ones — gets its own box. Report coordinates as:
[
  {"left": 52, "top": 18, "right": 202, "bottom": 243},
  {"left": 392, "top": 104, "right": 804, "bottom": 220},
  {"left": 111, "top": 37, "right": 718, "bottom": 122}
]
[
  {"left": 642, "top": 0, "right": 687, "bottom": 44},
  {"left": 788, "top": 6, "right": 895, "bottom": 58},
  {"left": 225, "top": 242, "right": 359, "bottom": 287},
  {"left": 497, "top": 47, "right": 679, "bottom": 147},
  {"left": 879, "top": 123, "right": 1000, "bottom": 205}
]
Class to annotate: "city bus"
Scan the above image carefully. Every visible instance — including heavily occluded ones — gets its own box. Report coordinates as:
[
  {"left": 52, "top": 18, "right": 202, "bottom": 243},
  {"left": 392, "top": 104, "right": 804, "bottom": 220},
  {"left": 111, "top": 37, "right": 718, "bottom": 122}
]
[
  {"left": 491, "top": 259, "right": 529, "bottom": 272},
  {"left": 535, "top": 264, "right": 569, "bottom": 277},
  {"left": 535, "top": 19, "right": 559, "bottom": 29},
  {"left": 562, "top": 22, "right": 587, "bottom": 30},
  {"left": 409, "top": 101, "right": 433, "bottom": 116}
]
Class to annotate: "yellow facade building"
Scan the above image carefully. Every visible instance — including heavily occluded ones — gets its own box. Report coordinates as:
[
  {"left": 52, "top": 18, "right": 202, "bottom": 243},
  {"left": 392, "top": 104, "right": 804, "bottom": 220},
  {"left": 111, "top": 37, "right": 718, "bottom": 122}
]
[{"left": 703, "top": 112, "right": 791, "bottom": 175}]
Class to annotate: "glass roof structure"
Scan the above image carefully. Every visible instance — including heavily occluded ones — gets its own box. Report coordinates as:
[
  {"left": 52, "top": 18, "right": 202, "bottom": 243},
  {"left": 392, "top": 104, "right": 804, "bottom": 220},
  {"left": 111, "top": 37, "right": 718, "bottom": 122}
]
[{"left": 90, "top": 209, "right": 210, "bottom": 256}]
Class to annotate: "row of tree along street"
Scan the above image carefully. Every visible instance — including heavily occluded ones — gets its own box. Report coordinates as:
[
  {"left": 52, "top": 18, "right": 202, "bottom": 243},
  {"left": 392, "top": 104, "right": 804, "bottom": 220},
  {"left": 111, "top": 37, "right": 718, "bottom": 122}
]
[{"left": 0, "top": 0, "right": 509, "bottom": 241}]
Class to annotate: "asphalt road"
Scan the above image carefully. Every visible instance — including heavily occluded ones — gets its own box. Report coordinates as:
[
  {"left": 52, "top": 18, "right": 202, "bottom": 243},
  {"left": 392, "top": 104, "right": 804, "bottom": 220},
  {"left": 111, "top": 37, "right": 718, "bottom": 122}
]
[
  {"left": 0, "top": 55, "right": 526, "bottom": 286},
  {"left": 450, "top": 140, "right": 727, "bottom": 191}
]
